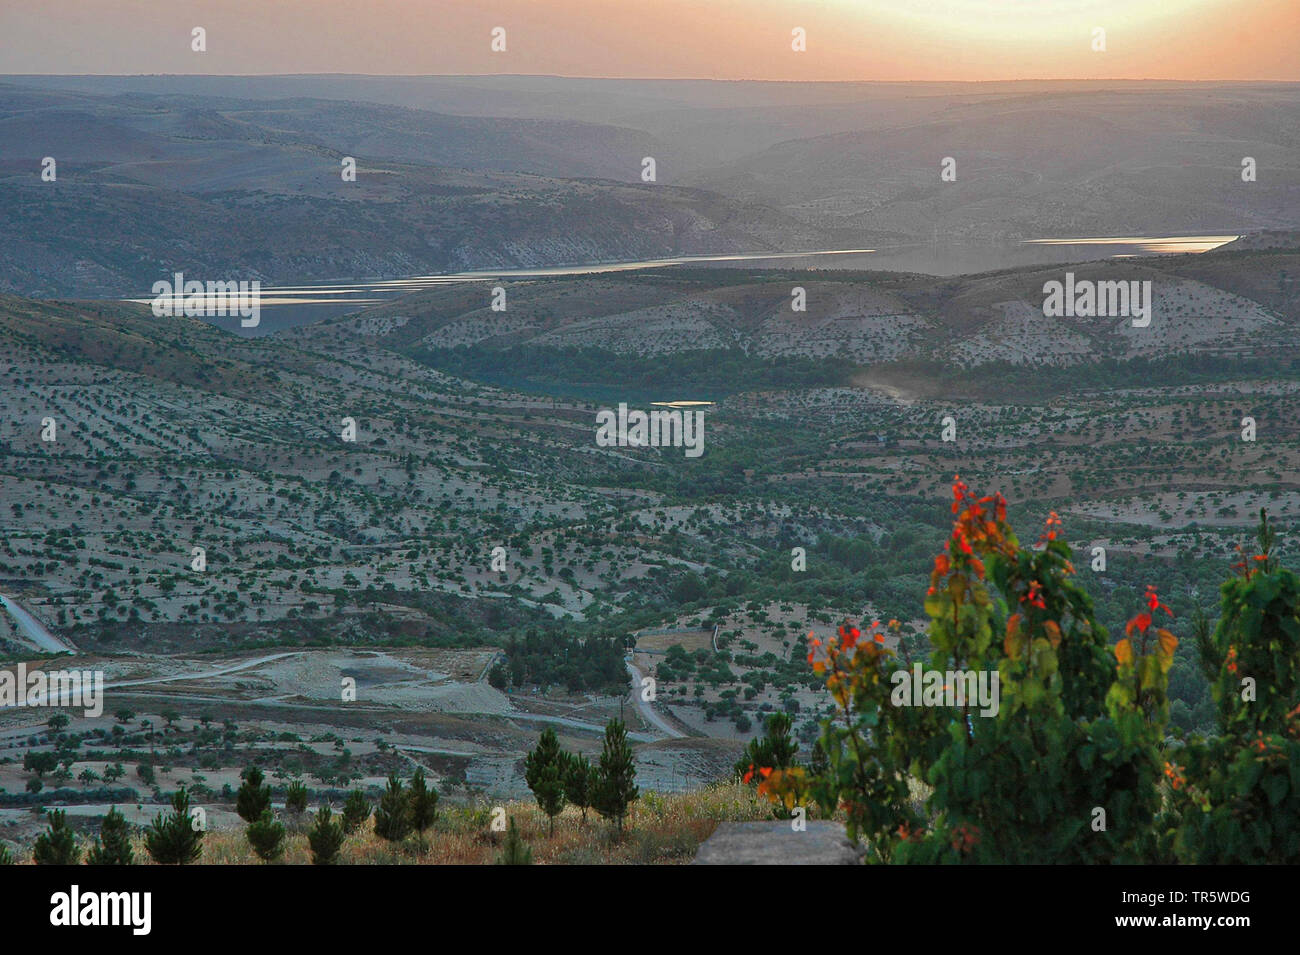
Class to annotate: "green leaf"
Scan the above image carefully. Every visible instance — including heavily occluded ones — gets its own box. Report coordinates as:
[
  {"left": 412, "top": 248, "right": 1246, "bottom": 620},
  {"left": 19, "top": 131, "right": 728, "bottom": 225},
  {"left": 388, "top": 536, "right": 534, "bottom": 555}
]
[{"left": 1262, "top": 772, "right": 1289, "bottom": 807}]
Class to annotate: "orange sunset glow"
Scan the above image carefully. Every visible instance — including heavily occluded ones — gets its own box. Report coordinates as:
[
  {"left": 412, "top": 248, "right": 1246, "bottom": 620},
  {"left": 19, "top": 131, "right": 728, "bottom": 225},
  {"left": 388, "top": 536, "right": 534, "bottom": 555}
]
[{"left": 1, "top": 0, "right": 1297, "bottom": 80}]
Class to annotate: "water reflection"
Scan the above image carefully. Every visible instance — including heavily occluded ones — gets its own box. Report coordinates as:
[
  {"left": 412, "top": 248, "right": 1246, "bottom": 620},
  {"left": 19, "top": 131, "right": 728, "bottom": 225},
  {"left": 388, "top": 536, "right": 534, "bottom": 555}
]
[{"left": 123, "top": 235, "right": 1239, "bottom": 335}]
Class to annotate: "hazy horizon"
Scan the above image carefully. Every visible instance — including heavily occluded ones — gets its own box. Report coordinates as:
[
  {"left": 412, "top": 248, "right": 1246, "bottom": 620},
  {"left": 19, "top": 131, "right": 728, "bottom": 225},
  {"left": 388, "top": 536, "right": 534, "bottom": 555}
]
[
  {"left": 2, "top": 0, "right": 1297, "bottom": 81},
  {"left": 7, "top": 73, "right": 1299, "bottom": 84}
]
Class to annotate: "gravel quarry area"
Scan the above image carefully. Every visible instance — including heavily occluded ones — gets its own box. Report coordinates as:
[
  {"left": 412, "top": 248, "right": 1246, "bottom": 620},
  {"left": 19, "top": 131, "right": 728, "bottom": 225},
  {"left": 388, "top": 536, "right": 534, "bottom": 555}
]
[{"left": 0, "top": 640, "right": 744, "bottom": 846}]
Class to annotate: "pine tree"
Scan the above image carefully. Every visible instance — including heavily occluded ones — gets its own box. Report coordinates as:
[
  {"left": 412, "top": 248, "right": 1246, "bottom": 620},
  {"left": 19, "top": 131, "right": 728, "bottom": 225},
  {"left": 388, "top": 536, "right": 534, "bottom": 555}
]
[
  {"left": 524, "top": 726, "right": 567, "bottom": 835},
  {"left": 341, "top": 789, "right": 371, "bottom": 834},
  {"left": 563, "top": 752, "right": 595, "bottom": 822},
  {"left": 495, "top": 817, "right": 532, "bottom": 865},
  {"left": 592, "top": 719, "right": 638, "bottom": 833},
  {"left": 372, "top": 774, "right": 412, "bottom": 843},
  {"left": 246, "top": 809, "right": 286, "bottom": 862},
  {"left": 144, "top": 787, "right": 203, "bottom": 865},
  {"left": 284, "top": 780, "right": 310, "bottom": 832},
  {"left": 86, "top": 807, "right": 134, "bottom": 865},
  {"left": 235, "top": 766, "right": 271, "bottom": 823},
  {"left": 33, "top": 809, "right": 79, "bottom": 865},
  {"left": 809, "top": 738, "right": 829, "bottom": 777},
  {"left": 407, "top": 769, "right": 439, "bottom": 848},
  {"left": 285, "top": 780, "right": 309, "bottom": 814},
  {"left": 308, "top": 805, "right": 345, "bottom": 865},
  {"left": 734, "top": 711, "right": 799, "bottom": 781}
]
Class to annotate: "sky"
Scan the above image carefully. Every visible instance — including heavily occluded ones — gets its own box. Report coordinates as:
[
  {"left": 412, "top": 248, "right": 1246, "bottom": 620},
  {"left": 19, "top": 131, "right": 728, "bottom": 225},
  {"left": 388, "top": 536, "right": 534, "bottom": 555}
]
[{"left": 1, "top": 0, "right": 1297, "bottom": 81}]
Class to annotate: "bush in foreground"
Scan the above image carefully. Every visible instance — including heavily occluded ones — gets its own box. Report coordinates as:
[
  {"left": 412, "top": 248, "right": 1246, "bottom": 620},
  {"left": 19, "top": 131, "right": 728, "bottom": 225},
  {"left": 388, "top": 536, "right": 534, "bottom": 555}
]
[{"left": 755, "top": 481, "right": 1300, "bottom": 865}]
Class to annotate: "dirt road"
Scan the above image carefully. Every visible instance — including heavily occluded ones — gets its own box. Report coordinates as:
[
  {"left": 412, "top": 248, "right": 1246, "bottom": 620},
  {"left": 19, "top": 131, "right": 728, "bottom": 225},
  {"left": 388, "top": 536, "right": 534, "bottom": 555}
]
[
  {"left": 0, "top": 593, "right": 75, "bottom": 654},
  {"left": 626, "top": 660, "right": 687, "bottom": 739}
]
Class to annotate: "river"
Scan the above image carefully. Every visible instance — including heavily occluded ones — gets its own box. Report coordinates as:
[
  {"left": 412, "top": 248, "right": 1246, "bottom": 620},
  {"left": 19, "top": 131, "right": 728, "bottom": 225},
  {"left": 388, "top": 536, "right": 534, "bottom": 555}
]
[{"left": 123, "top": 234, "right": 1239, "bottom": 336}]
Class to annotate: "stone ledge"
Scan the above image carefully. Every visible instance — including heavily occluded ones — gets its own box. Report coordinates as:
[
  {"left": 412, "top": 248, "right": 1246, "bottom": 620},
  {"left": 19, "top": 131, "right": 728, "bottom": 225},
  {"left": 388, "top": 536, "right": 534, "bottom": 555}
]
[{"left": 692, "top": 820, "right": 865, "bottom": 865}]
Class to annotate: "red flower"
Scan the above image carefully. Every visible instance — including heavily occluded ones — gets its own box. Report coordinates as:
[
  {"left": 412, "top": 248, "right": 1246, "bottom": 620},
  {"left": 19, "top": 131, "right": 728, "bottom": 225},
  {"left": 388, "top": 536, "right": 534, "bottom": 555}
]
[{"left": 1144, "top": 585, "right": 1172, "bottom": 617}]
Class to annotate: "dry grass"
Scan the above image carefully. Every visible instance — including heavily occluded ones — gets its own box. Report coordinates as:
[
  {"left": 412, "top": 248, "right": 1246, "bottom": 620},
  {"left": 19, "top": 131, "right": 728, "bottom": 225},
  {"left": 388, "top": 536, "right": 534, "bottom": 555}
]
[{"left": 6, "top": 783, "right": 773, "bottom": 866}]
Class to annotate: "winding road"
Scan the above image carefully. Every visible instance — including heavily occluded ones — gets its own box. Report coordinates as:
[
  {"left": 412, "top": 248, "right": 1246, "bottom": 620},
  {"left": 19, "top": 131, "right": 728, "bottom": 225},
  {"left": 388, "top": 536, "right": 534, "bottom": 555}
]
[
  {"left": 626, "top": 660, "right": 687, "bottom": 739},
  {"left": 0, "top": 593, "right": 74, "bottom": 654}
]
